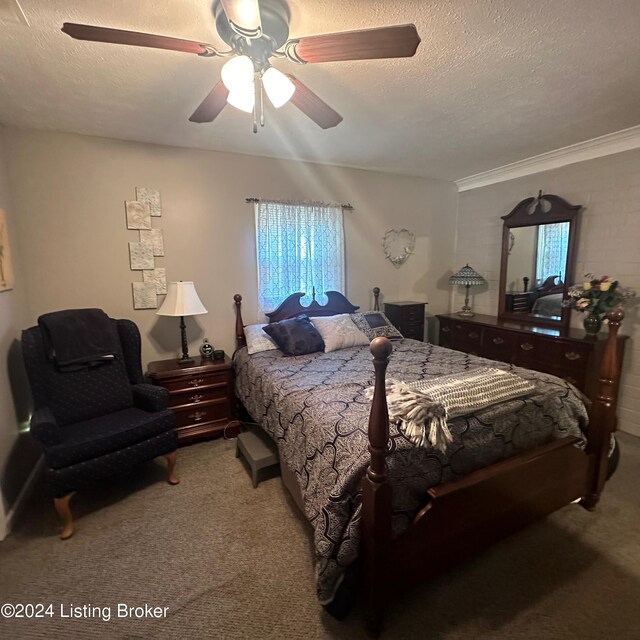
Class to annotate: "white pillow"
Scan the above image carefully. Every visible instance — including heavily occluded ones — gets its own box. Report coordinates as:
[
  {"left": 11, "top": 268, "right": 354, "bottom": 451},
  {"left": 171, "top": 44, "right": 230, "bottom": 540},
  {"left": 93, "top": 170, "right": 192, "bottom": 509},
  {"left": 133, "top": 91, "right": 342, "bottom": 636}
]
[
  {"left": 244, "top": 323, "right": 280, "bottom": 355},
  {"left": 311, "top": 314, "right": 370, "bottom": 353}
]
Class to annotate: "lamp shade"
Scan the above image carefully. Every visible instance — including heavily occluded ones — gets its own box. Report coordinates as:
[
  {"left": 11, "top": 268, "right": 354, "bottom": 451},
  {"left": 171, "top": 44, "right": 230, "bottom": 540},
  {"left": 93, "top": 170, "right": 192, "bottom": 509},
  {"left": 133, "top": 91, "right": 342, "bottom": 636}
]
[
  {"left": 227, "top": 84, "right": 255, "bottom": 113},
  {"left": 157, "top": 282, "right": 207, "bottom": 317},
  {"left": 449, "top": 264, "right": 486, "bottom": 286},
  {"left": 262, "top": 67, "right": 295, "bottom": 108},
  {"left": 221, "top": 55, "right": 254, "bottom": 91}
]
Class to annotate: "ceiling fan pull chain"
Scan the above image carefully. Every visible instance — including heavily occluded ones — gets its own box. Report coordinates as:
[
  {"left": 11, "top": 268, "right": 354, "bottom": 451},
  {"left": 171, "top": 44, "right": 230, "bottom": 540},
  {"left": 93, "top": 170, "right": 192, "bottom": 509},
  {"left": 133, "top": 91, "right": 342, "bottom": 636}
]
[{"left": 259, "top": 77, "right": 265, "bottom": 128}]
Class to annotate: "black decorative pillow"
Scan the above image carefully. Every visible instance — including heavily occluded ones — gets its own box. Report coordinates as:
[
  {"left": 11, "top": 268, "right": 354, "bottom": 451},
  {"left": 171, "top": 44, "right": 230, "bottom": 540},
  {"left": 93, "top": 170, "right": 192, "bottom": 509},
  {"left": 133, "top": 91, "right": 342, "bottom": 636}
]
[
  {"left": 262, "top": 315, "right": 325, "bottom": 356},
  {"left": 350, "top": 312, "right": 404, "bottom": 341}
]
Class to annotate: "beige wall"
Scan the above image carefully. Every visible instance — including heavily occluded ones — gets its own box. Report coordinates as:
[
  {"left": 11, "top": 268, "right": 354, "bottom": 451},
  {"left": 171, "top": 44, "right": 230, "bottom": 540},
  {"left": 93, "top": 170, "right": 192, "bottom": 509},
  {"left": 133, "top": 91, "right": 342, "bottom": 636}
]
[
  {"left": 3, "top": 127, "right": 457, "bottom": 361},
  {"left": 0, "top": 127, "right": 33, "bottom": 538},
  {"left": 454, "top": 149, "right": 640, "bottom": 437}
]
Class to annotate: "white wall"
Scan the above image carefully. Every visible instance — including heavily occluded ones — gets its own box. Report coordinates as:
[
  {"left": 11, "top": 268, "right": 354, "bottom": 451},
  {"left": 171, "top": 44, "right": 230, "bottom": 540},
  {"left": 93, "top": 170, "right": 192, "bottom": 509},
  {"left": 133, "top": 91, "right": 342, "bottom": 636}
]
[
  {"left": 4, "top": 129, "right": 457, "bottom": 362},
  {"left": 454, "top": 149, "right": 640, "bottom": 437},
  {"left": 0, "top": 127, "right": 31, "bottom": 539}
]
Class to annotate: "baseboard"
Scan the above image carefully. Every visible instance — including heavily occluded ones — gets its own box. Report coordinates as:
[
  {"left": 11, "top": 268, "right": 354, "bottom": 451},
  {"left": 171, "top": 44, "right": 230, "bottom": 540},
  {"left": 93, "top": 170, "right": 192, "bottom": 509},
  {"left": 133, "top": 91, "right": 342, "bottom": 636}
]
[{"left": 1, "top": 455, "right": 44, "bottom": 540}]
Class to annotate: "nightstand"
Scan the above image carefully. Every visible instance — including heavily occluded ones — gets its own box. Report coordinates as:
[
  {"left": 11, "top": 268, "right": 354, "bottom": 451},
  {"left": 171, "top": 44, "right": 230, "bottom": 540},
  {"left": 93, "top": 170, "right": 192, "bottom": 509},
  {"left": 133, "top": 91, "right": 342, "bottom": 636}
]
[
  {"left": 147, "top": 355, "right": 238, "bottom": 445},
  {"left": 504, "top": 292, "right": 535, "bottom": 314},
  {"left": 384, "top": 301, "right": 427, "bottom": 341}
]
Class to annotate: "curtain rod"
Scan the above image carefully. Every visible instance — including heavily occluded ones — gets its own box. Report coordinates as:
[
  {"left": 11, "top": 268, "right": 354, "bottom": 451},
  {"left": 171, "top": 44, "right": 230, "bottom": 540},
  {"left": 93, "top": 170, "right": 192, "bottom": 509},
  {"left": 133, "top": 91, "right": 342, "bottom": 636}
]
[{"left": 245, "top": 197, "right": 354, "bottom": 211}]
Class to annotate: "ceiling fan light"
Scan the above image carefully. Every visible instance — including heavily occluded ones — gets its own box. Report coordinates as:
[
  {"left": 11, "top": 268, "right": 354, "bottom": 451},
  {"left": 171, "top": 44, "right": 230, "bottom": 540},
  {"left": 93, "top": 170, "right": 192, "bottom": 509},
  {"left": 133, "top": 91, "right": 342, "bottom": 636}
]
[
  {"left": 262, "top": 67, "right": 295, "bottom": 108},
  {"left": 227, "top": 84, "right": 255, "bottom": 113},
  {"left": 221, "top": 55, "right": 254, "bottom": 91}
]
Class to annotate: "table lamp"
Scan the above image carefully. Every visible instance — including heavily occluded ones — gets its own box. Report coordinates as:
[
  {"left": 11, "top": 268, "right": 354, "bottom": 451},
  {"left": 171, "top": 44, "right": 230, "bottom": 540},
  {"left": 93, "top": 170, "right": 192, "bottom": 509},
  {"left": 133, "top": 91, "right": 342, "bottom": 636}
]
[
  {"left": 449, "top": 264, "right": 486, "bottom": 317},
  {"left": 157, "top": 281, "right": 207, "bottom": 364}
]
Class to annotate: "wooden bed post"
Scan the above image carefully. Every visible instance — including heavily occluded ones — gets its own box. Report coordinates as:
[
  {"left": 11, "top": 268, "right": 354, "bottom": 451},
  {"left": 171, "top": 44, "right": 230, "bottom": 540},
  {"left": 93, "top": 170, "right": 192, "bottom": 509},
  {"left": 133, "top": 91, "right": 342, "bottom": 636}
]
[
  {"left": 361, "top": 336, "right": 393, "bottom": 634},
  {"left": 373, "top": 287, "right": 380, "bottom": 311},
  {"left": 234, "top": 294, "right": 246, "bottom": 350},
  {"left": 583, "top": 306, "right": 624, "bottom": 509}
]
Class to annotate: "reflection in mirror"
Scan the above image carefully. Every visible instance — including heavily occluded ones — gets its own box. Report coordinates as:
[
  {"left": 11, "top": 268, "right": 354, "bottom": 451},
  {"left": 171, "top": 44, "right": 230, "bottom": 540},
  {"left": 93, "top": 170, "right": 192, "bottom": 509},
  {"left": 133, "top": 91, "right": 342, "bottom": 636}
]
[
  {"left": 498, "top": 192, "right": 580, "bottom": 328},
  {"left": 505, "top": 222, "right": 569, "bottom": 319}
]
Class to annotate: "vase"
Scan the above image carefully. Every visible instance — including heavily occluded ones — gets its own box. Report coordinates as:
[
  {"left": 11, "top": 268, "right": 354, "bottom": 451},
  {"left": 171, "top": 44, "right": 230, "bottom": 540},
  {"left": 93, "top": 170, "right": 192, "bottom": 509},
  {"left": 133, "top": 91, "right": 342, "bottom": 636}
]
[{"left": 583, "top": 313, "right": 602, "bottom": 335}]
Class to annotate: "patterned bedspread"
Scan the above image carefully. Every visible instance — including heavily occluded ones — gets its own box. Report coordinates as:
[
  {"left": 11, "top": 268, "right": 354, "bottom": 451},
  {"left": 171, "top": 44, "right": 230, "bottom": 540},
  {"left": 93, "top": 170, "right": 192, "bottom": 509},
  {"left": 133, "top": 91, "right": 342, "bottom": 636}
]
[{"left": 233, "top": 339, "right": 588, "bottom": 603}]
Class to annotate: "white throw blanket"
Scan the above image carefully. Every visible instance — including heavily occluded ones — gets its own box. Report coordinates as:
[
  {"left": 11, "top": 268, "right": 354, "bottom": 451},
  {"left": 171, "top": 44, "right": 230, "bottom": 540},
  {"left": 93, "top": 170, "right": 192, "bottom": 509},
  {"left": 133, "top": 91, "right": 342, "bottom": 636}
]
[{"left": 367, "top": 368, "right": 536, "bottom": 452}]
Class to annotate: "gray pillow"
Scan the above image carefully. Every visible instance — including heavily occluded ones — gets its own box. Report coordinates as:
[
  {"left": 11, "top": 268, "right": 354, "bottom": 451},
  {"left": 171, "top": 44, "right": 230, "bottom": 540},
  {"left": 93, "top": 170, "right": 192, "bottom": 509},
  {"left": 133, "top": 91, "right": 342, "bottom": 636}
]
[
  {"left": 262, "top": 315, "right": 325, "bottom": 356},
  {"left": 350, "top": 312, "right": 404, "bottom": 341}
]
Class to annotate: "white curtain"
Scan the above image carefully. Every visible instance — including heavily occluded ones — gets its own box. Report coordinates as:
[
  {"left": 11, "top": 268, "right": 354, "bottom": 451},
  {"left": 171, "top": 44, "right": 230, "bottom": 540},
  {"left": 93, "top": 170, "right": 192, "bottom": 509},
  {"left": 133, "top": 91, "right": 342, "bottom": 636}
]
[
  {"left": 255, "top": 200, "right": 345, "bottom": 316},
  {"left": 536, "top": 222, "right": 569, "bottom": 283}
]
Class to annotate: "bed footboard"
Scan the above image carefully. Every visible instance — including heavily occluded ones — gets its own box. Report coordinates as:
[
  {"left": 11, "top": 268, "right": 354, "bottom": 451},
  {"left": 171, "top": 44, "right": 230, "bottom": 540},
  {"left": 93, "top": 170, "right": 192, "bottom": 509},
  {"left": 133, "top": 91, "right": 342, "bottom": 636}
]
[{"left": 361, "top": 308, "right": 625, "bottom": 631}]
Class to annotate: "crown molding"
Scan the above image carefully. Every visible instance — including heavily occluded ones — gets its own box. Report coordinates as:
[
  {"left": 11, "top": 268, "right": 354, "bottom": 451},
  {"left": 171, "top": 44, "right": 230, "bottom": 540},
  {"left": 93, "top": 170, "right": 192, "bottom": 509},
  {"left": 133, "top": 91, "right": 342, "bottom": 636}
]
[{"left": 456, "top": 125, "right": 640, "bottom": 192}]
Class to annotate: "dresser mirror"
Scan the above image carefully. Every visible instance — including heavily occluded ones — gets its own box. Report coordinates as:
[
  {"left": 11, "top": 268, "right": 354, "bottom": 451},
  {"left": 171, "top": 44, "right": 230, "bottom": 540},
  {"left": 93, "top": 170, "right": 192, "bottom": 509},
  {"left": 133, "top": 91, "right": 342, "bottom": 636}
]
[{"left": 498, "top": 192, "right": 581, "bottom": 328}]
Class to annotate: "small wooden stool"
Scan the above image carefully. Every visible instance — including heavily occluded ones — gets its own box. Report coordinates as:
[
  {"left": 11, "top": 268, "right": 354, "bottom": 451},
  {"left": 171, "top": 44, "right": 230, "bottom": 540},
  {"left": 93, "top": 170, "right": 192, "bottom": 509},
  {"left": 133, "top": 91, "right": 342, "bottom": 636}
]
[{"left": 235, "top": 427, "right": 280, "bottom": 487}]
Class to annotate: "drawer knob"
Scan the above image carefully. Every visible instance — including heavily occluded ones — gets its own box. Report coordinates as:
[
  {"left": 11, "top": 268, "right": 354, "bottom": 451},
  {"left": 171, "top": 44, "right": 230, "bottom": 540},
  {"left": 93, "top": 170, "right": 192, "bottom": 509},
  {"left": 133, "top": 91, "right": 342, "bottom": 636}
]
[
  {"left": 188, "top": 378, "right": 204, "bottom": 387},
  {"left": 442, "top": 326, "right": 451, "bottom": 333},
  {"left": 189, "top": 410, "right": 207, "bottom": 422},
  {"left": 564, "top": 351, "right": 581, "bottom": 361},
  {"left": 520, "top": 342, "right": 534, "bottom": 351},
  {"left": 190, "top": 393, "right": 204, "bottom": 403},
  {"left": 468, "top": 332, "right": 479, "bottom": 339},
  {"left": 492, "top": 337, "right": 505, "bottom": 345}
]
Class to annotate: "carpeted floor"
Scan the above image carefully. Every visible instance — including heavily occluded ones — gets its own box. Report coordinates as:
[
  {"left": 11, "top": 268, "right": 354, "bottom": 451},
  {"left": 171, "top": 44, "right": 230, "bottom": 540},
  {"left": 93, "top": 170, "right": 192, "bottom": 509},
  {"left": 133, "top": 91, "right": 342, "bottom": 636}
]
[{"left": 1, "top": 432, "right": 640, "bottom": 639}]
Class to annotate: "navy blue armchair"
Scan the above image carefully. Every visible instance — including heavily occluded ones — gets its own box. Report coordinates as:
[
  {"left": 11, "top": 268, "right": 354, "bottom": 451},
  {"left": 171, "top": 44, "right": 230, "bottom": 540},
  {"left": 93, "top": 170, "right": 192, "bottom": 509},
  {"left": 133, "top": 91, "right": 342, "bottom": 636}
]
[{"left": 22, "top": 314, "right": 178, "bottom": 539}]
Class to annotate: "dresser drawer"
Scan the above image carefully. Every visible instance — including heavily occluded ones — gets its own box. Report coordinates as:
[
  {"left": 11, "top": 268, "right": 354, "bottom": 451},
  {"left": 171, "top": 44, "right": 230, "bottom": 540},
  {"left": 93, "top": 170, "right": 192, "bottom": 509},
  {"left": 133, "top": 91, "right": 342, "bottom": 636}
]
[
  {"left": 162, "top": 371, "right": 230, "bottom": 393},
  {"left": 511, "top": 335, "right": 541, "bottom": 368},
  {"left": 452, "top": 323, "right": 482, "bottom": 355},
  {"left": 536, "top": 338, "right": 591, "bottom": 369},
  {"left": 481, "top": 328, "right": 516, "bottom": 364},
  {"left": 402, "top": 325, "right": 424, "bottom": 340},
  {"left": 401, "top": 306, "right": 424, "bottom": 321},
  {"left": 439, "top": 318, "right": 454, "bottom": 348},
  {"left": 540, "top": 364, "right": 587, "bottom": 391}
]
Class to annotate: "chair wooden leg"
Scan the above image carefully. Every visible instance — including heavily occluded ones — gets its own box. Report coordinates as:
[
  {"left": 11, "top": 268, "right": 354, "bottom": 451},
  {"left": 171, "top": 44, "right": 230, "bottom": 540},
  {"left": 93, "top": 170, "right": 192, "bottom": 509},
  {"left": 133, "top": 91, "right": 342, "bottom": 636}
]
[
  {"left": 164, "top": 451, "right": 179, "bottom": 485},
  {"left": 54, "top": 493, "right": 75, "bottom": 540}
]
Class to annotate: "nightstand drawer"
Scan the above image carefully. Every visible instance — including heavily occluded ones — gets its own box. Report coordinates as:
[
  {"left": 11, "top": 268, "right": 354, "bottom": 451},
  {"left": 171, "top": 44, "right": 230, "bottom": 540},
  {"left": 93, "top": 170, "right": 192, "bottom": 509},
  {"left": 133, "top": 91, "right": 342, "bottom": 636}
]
[
  {"left": 173, "top": 398, "right": 230, "bottom": 428},
  {"left": 169, "top": 383, "right": 229, "bottom": 408},
  {"left": 162, "top": 371, "right": 230, "bottom": 393}
]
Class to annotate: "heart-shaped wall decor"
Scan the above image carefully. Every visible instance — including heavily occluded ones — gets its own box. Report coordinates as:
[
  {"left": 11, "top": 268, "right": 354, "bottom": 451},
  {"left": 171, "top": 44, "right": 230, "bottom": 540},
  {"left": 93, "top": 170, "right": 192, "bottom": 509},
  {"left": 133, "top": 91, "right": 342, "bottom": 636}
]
[{"left": 382, "top": 229, "right": 415, "bottom": 268}]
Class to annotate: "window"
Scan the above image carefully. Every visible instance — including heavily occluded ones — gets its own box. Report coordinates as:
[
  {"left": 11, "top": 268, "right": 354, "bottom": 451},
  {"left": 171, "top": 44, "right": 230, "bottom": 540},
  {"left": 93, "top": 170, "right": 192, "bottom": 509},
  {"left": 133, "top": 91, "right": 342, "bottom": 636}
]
[
  {"left": 536, "top": 222, "right": 569, "bottom": 283},
  {"left": 255, "top": 200, "right": 345, "bottom": 316}
]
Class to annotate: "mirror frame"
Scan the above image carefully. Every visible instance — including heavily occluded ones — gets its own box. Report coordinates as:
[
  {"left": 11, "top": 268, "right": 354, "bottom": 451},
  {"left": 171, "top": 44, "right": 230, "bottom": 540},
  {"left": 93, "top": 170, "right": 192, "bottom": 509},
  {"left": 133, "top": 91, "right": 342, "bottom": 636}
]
[{"left": 498, "top": 192, "right": 581, "bottom": 328}]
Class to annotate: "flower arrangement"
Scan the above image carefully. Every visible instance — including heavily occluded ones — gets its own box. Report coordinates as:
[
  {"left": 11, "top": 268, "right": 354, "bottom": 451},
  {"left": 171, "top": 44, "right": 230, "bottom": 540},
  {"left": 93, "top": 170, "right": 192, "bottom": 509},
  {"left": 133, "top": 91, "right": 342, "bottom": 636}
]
[{"left": 564, "top": 274, "right": 636, "bottom": 316}]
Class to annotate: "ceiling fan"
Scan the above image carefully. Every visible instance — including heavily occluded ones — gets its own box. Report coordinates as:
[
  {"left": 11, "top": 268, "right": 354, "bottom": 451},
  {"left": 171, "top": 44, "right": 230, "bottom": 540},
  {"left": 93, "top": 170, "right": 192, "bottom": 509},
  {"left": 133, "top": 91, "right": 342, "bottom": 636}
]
[{"left": 61, "top": 0, "right": 421, "bottom": 132}]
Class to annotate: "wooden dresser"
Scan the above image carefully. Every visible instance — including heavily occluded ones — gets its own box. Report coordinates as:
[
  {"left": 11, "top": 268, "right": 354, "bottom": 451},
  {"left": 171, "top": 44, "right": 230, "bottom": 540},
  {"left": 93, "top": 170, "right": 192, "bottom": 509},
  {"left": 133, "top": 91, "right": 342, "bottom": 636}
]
[
  {"left": 384, "top": 301, "right": 426, "bottom": 341},
  {"left": 147, "top": 355, "right": 238, "bottom": 444},
  {"left": 436, "top": 313, "right": 626, "bottom": 401}
]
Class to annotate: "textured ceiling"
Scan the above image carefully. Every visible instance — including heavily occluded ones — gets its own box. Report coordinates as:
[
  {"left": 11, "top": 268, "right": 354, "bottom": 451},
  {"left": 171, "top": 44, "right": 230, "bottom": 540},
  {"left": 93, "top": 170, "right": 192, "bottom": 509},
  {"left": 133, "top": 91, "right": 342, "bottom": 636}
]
[{"left": 1, "top": 0, "right": 640, "bottom": 181}]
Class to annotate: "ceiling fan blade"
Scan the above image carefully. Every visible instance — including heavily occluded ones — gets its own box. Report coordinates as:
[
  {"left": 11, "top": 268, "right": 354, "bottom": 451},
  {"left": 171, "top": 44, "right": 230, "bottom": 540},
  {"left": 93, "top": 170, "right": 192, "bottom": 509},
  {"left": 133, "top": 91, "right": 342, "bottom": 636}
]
[
  {"left": 219, "top": 0, "right": 262, "bottom": 38},
  {"left": 287, "top": 75, "right": 342, "bottom": 130},
  {"left": 189, "top": 82, "right": 230, "bottom": 123},
  {"left": 61, "top": 23, "right": 218, "bottom": 56},
  {"left": 285, "top": 24, "right": 420, "bottom": 64}
]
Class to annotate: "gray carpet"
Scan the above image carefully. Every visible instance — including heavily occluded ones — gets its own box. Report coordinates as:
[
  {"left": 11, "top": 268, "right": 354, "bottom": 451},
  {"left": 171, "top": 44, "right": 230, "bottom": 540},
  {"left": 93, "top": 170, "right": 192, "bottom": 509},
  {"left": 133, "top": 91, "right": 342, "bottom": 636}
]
[{"left": 1, "top": 432, "right": 640, "bottom": 639}]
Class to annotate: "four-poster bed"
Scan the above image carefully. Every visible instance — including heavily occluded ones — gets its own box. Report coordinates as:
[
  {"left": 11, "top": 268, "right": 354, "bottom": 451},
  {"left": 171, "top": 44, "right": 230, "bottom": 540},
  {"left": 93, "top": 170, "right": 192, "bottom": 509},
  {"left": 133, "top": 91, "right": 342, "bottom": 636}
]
[{"left": 232, "top": 288, "right": 624, "bottom": 632}]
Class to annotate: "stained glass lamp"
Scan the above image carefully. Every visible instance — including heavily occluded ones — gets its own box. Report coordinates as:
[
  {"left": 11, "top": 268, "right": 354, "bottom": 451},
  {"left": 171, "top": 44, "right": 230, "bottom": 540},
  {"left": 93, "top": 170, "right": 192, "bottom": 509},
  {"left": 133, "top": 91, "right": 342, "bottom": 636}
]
[{"left": 449, "top": 264, "right": 486, "bottom": 317}]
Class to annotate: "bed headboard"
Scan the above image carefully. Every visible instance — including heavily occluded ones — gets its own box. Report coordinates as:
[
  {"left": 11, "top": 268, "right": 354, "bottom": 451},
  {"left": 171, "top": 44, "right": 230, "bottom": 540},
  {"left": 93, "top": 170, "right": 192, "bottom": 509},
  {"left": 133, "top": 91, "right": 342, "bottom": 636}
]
[
  {"left": 266, "top": 289, "right": 359, "bottom": 323},
  {"left": 234, "top": 287, "right": 381, "bottom": 349}
]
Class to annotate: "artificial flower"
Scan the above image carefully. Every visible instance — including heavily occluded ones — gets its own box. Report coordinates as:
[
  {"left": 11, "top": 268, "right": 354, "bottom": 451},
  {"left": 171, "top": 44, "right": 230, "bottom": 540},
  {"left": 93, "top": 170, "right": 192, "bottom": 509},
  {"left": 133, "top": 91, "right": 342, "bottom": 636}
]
[{"left": 563, "top": 275, "right": 636, "bottom": 316}]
